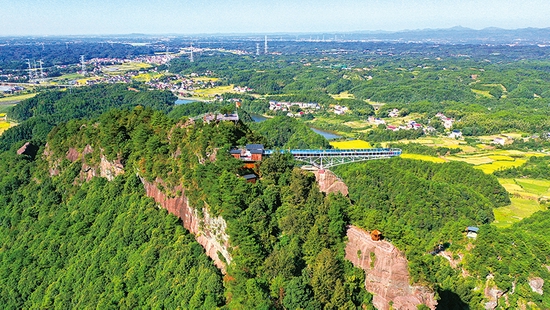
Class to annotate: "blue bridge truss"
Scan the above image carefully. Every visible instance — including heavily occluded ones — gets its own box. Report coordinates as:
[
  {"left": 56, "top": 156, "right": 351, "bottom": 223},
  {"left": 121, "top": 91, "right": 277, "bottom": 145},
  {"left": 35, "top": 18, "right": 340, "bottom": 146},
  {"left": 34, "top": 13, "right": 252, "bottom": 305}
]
[{"left": 263, "top": 148, "right": 402, "bottom": 169}]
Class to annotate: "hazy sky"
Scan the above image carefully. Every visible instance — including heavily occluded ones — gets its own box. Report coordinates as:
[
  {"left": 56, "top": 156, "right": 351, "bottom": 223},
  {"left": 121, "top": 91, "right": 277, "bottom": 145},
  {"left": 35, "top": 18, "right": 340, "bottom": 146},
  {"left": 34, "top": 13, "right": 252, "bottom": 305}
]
[{"left": 2, "top": 0, "right": 550, "bottom": 36}]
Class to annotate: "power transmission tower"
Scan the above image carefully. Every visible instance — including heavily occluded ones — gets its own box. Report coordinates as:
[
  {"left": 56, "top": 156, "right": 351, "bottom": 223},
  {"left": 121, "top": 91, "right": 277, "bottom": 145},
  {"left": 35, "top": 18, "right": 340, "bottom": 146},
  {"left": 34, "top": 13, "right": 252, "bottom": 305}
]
[
  {"left": 264, "top": 35, "right": 268, "bottom": 54},
  {"left": 256, "top": 43, "right": 260, "bottom": 56},
  {"left": 38, "top": 59, "right": 44, "bottom": 80},
  {"left": 189, "top": 43, "right": 194, "bottom": 63},
  {"left": 26, "top": 59, "right": 33, "bottom": 81},
  {"left": 80, "top": 55, "right": 86, "bottom": 76}
]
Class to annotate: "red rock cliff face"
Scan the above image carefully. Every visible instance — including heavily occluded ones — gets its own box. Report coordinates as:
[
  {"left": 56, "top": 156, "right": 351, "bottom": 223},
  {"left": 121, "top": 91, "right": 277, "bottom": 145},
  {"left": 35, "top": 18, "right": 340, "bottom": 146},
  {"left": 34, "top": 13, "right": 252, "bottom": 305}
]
[
  {"left": 312, "top": 169, "right": 349, "bottom": 196},
  {"left": 345, "top": 226, "right": 437, "bottom": 310},
  {"left": 142, "top": 179, "right": 231, "bottom": 273},
  {"left": 46, "top": 145, "right": 232, "bottom": 273}
]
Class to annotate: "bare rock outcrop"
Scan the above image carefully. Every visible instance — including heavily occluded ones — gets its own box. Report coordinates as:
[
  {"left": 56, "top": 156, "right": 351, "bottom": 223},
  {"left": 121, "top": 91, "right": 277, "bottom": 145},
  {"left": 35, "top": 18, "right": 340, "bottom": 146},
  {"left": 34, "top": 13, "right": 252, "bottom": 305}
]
[
  {"left": 529, "top": 277, "right": 544, "bottom": 295},
  {"left": 17, "top": 142, "right": 39, "bottom": 158},
  {"left": 142, "top": 179, "right": 231, "bottom": 273},
  {"left": 312, "top": 169, "right": 349, "bottom": 196},
  {"left": 345, "top": 226, "right": 437, "bottom": 310},
  {"left": 49, "top": 145, "right": 125, "bottom": 181}
]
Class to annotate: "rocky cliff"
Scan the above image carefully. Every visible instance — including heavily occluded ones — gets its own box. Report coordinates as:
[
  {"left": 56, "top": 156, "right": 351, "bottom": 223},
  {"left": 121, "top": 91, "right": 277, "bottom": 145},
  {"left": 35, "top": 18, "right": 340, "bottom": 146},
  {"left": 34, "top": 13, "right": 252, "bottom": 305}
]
[
  {"left": 46, "top": 144, "right": 232, "bottom": 273},
  {"left": 312, "top": 169, "right": 349, "bottom": 196},
  {"left": 345, "top": 226, "right": 437, "bottom": 310},
  {"left": 142, "top": 179, "right": 231, "bottom": 273}
]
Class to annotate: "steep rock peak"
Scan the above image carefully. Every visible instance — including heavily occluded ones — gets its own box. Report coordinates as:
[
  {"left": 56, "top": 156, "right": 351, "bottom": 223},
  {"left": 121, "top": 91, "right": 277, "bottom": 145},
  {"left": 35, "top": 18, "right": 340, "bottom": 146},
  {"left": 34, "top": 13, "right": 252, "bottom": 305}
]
[{"left": 345, "top": 226, "right": 437, "bottom": 310}]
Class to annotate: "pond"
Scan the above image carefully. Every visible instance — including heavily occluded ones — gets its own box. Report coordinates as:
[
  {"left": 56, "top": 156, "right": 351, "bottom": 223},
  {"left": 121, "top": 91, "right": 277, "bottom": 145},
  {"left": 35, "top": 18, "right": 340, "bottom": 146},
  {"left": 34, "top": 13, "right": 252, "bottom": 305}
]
[
  {"left": 249, "top": 113, "right": 268, "bottom": 122},
  {"left": 175, "top": 99, "right": 196, "bottom": 105}
]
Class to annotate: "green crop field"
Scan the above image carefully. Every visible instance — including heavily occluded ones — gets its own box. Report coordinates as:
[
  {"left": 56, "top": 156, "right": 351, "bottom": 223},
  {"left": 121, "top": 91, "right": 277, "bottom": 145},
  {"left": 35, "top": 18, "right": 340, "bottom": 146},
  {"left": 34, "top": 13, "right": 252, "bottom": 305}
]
[
  {"left": 471, "top": 89, "right": 493, "bottom": 98},
  {"left": 493, "top": 197, "right": 545, "bottom": 228},
  {"left": 514, "top": 179, "right": 550, "bottom": 196},
  {"left": 0, "top": 93, "right": 37, "bottom": 103},
  {"left": 54, "top": 73, "right": 85, "bottom": 81},
  {"left": 493, "top": 178, "right": 550, "bottom": 228}
]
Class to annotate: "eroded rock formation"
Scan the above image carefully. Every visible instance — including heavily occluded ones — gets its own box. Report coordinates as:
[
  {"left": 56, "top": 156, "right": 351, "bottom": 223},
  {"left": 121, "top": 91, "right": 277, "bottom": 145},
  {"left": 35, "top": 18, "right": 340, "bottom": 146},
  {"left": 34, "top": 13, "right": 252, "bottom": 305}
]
[
  {"left": 312, "top": 169, "right": 349, "bottom": 196},
  {"left": 345, "top": 226, "right": 437, "bottom": 310},
  {"left": 46, "top": 144, "right": 231, "bottom": 273},
  {"left": 142, "top": 179, "right": 231, "bottom": 273}
]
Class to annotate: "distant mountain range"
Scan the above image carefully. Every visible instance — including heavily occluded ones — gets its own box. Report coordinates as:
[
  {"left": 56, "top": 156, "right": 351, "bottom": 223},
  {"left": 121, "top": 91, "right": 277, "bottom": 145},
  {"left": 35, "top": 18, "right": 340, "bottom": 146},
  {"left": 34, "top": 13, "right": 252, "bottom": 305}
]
[
  {"left": 288, "top": 26, "right": 550, "bottom": 44},
  {"left": 5, "top": 27, "right": 550, "bottom": 45}
]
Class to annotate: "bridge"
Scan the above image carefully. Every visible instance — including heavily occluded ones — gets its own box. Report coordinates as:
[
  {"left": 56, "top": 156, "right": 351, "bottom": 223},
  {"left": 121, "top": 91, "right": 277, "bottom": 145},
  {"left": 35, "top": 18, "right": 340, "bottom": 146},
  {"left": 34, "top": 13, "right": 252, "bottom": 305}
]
[
  {"left": 264, "top": 148, "right": 402, "bottom": 169},
  {"left": 232, "top": 144, "right": 401, "bottom": 169}
]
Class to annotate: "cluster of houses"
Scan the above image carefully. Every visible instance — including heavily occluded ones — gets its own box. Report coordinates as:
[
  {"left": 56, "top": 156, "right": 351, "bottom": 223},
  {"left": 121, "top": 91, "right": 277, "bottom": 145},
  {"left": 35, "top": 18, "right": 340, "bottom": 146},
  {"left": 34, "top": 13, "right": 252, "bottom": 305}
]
[
  {"left": 233, "top": 86, "right": 253, "bottom": 93},
  {"left": 0, "top": 74, "right": 28, "bottom": 83},
  {"left": 386, "top": 120, "right": 424, "bottom": 132},
  {"left": 269, "top": 101, "right": 320, "bottom": 117},
  {"left": 203, "top": 112, "right": 239, "bottom": 124},
  {"left": 0, "top": 85, "right": 24, "bottom": 94},
  {"left": 435, "top": 112, "right": 455, "bottom": 129},
  {"left": 333, "top": 105, "right": 349, "bottom": 115}
]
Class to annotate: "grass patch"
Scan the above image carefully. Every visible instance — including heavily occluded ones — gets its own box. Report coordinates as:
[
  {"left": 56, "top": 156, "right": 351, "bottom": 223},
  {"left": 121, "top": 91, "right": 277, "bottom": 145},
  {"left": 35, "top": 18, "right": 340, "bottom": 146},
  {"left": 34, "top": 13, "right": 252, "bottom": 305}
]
[
  {"left": 493, "top": 197, "right": 545, "bottom": 228},
  {"left": 55, "top": 73, "right": 85, "bottom": 81},
  {"left": 343, "top": 121, "right": 370, "bottom": 129},
  {"left": 331, "top": 91, "right": 355, "bottom": 100},
  {"left": 471, "top": 89, "right": 494, "bottom": 98},
  {"left": 330, "top": 140, "right": 372, "bottom": 149},
  {"left": 0, "top": 93, "right": 37, "bottom": 103},
  {"left": 400, "top": 153, "right": 446, "bottom": 163}
]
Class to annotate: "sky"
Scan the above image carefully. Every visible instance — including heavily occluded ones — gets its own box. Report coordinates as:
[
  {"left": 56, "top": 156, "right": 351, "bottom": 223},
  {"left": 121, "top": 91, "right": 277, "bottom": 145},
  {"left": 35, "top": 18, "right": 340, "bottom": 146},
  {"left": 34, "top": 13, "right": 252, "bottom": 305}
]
[{"left": 1, "top": 0, "right": 550, "bottom": 36}]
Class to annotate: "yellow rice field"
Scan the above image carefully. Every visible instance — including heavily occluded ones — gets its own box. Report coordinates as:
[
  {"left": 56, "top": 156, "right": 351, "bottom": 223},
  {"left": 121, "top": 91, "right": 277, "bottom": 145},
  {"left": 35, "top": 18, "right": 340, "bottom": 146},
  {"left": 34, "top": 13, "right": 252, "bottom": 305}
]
[
  {"left": 194, "top": 85, "right": 235, "bottom": 96},
  {"left": 400, "top": 153, "right": 447, "bottom": 163},
  {"left": 330, "top": 140, "right": 372, "bottom": 149},
  {"left": 0, "top": 121, "right": 11, "bottom": 135},
  {"left": 475, "top": 159, "right": 527, "bottom": 174}
]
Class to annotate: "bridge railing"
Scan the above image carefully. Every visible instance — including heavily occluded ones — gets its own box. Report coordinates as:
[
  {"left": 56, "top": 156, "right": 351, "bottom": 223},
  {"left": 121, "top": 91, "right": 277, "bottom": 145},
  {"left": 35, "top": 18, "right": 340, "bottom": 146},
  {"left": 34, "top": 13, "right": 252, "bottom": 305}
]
[{"left": 264, "top": 148, "right": 402, "bottom": 156}]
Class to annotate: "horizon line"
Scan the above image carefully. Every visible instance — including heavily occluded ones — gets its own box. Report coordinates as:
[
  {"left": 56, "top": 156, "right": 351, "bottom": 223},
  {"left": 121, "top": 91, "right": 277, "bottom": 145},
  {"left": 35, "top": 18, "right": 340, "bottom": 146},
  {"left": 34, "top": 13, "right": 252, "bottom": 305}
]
[{"left": 2, "top": 26, "right": 550, "bottom": 38}]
